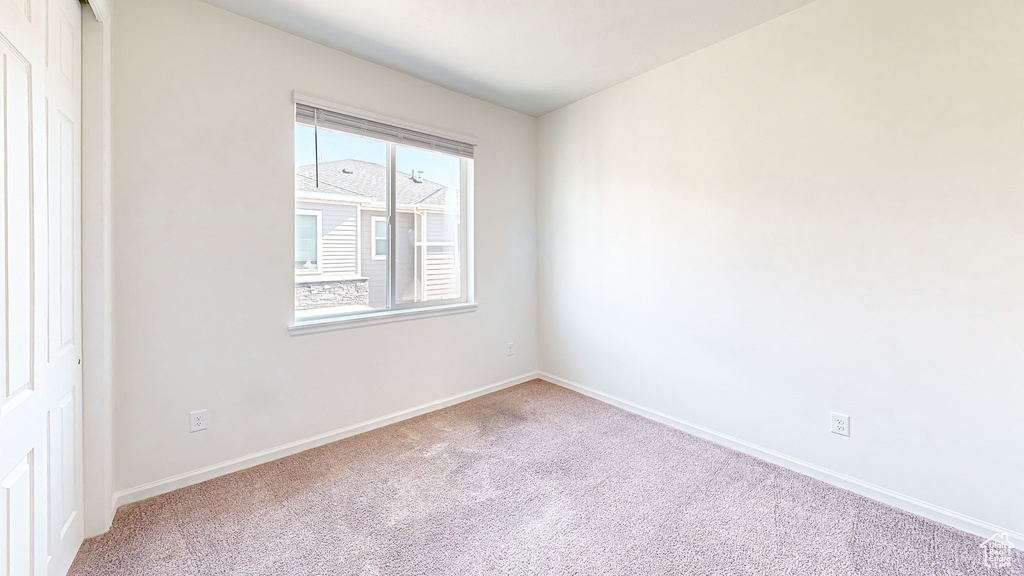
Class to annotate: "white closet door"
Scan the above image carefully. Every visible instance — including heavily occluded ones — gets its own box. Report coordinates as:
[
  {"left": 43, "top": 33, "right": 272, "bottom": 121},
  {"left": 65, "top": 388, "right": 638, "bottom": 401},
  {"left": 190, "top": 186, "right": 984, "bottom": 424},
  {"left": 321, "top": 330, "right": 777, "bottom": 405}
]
[{"left": 0, "top": 0, "right": 83, "bottom": 573}]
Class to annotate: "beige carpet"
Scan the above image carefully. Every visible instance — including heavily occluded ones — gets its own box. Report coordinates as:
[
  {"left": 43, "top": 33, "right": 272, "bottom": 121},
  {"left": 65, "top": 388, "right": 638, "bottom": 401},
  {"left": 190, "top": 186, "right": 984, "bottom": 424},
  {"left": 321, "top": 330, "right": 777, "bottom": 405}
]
[{"left": 71, "top": 380, "right": 1022, "bottom": 575}]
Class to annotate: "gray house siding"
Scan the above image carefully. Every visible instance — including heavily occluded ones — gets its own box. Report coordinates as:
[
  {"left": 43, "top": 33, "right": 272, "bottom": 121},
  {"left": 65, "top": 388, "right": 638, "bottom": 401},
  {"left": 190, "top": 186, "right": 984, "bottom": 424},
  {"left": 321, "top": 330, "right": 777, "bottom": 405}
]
[
  {"left": 296, "top": 200, "right": 358, "bottom": 276},
  {"left": 360, "top": 209, "right": 416, "bottom": 308},
  {"left": 425, "top": 211, "right": 457, "bottom": 243}
]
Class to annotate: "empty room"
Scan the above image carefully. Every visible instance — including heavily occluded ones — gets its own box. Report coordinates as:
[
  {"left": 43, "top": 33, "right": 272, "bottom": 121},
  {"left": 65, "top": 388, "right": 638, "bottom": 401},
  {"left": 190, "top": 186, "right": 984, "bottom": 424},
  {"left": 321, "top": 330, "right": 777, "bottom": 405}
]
[{"left": 2, "top": 0, "right": 1023, "bottom": 574}]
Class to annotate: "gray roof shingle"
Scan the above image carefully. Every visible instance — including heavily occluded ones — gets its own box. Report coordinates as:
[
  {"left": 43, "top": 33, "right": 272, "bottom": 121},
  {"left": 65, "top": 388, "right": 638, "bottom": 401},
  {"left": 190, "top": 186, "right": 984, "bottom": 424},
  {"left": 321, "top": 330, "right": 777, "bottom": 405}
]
[{"left": 296, "top": 159, "right": 456, "bottom": 207}]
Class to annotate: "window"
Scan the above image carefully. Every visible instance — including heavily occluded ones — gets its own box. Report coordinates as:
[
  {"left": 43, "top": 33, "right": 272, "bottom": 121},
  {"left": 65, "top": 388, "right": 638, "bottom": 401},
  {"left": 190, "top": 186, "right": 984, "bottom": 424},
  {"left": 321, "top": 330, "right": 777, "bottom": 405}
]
[
  {"left": 293, "top": 98, "right": 474, "bottom": 326},
  {"left": 371, "top": 217, "right": 387, "bottom": 260},
  {"left": 294, "top": 209, "right": 321, "bottom": 274}
]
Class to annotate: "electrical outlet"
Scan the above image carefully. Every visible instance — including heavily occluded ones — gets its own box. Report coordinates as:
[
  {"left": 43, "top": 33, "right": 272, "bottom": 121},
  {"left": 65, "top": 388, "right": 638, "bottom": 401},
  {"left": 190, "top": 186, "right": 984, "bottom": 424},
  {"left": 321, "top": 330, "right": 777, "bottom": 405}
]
[
  {"left": 506, "top": 342, "right": 514, "bottom": 356},
  {"left": 830, "top": 412, "right": 850, "bottom": 437},
  {"left": 189, "top": 409, "right": 208, "bottom": 433}
]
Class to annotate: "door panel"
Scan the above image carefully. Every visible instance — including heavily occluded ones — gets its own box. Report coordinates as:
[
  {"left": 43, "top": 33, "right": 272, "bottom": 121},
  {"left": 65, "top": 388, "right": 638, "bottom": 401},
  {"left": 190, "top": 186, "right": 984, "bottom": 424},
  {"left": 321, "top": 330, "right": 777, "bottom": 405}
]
[
  {"left": 2, "top": 30, "right": 34, "bottom": 403},
  {"left": 2, "top": 454, "right": 36, "bottom": 576},
  {"left": 48, "top": 390, "right": 76, "bottom": 543},
  {"left": 50, "top": 108, "right": 76, "bottom": 355}
]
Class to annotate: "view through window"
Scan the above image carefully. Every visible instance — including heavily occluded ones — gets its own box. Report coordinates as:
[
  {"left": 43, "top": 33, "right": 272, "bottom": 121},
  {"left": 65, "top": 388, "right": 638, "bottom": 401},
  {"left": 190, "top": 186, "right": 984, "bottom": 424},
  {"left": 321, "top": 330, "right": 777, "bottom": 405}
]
[{"left": 294, "top": 104, "right": 472, "bottom": 319}]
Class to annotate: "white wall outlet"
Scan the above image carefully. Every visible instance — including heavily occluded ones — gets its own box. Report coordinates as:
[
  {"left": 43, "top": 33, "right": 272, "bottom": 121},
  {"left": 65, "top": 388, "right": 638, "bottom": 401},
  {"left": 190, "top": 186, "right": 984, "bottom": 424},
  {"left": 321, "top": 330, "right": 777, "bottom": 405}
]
[
  {"left": 830, "top": 412, "right": 850, "bottom": 437},
  {"left": 506, "top": 342, "right": 514, "bottom": 356},
  {"left": 189, "top": 409, "right": 208, "bottom": 433}
]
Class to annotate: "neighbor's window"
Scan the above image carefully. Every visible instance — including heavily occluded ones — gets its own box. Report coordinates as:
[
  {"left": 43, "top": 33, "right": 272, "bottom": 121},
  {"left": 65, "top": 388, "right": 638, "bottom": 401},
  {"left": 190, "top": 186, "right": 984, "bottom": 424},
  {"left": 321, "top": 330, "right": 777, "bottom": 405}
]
[
  {"left": 295, "top": 209, "right": 321, "bottom": 274},
  {"left": 294, "top": 102, "right": 474, "bottom": 320},
  {"left": 371, "top": 217, "right": 387, "bottom": 260}
]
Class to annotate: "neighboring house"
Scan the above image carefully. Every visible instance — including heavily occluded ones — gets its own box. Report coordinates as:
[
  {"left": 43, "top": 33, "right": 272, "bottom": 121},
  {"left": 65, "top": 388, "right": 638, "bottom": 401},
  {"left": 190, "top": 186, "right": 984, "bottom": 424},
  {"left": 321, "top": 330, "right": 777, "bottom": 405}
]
[{"left": 295, "top": 159, "right": 461, "bottom": 313}]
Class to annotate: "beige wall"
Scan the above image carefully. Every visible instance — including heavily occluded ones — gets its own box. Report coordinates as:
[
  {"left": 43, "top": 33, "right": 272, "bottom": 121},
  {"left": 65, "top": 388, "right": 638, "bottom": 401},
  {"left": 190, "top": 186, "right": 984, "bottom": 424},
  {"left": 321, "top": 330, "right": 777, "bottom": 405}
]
[
  {"left": 538, "top": 0, "right": 1024, "bottom": 535},
  {"left": 112, "top": 0, "right": 537, "bottom": 493}
]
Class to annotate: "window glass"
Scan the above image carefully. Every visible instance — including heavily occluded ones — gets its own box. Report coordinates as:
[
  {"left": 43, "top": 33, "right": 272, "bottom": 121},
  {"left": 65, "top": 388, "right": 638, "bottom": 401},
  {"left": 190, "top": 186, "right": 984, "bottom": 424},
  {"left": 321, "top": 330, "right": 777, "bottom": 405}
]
[{"left": 295, "top": 126, "right": 387, "bottom": 314}]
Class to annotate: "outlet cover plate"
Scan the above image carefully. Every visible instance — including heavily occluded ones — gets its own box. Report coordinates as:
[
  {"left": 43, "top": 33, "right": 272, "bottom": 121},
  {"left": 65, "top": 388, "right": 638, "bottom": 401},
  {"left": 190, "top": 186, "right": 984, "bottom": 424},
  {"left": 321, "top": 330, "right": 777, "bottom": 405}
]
[
  {"left": 190, "top": 409, "right": 208, "bottom": 433},
  {"left": 830, "top": 412, "right": 850, "bottom": 437}
]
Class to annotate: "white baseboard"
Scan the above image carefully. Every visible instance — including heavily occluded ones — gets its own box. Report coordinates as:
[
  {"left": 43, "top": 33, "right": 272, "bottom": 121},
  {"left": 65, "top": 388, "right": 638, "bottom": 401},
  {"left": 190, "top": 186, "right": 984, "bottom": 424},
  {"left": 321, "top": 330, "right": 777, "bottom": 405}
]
[
  {"left": 539, "top": 371, "right": 1023, "bottom": 542},
  {"left": 112, "top": 371, "right": 541, "bottom": 512}
]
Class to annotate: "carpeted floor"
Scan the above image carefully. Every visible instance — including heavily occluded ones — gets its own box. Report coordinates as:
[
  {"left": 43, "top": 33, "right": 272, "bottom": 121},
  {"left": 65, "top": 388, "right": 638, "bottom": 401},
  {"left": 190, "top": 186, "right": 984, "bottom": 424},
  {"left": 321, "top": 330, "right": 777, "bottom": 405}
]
[{"left": 70, "top": 380, "right": 1022, "bottom": 575}]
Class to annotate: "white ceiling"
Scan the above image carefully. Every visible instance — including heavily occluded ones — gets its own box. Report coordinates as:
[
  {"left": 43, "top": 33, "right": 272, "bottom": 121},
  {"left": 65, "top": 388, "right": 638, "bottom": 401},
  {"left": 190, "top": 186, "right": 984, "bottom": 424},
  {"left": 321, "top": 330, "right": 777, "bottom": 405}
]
[{"left": 200, "top": 0, "right": 816, "bottom": 117}]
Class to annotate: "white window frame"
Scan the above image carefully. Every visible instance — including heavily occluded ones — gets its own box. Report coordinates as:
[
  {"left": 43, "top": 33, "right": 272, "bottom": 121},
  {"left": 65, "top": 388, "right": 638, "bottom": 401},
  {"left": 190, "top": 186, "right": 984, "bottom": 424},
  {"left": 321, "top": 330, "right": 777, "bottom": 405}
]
[
  {"left": 290, "top": 92, "right": 476, "bottom": 334},
  {"left": 371, "top": 216, "right": 387, "bottom": 261},
  {"left": 295, "top": 208, "right": 323, "bottom": 275}
]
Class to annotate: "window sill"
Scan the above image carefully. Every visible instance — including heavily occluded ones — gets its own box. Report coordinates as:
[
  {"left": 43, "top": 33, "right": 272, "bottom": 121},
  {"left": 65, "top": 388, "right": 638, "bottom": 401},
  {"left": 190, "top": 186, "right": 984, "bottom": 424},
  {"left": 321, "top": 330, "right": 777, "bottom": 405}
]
[
  {"left": 294, "top": 273, "right": 366, "bottom": 284},
  {"left": 288, "top": 302, "right": 477, "bottom": 336}
]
